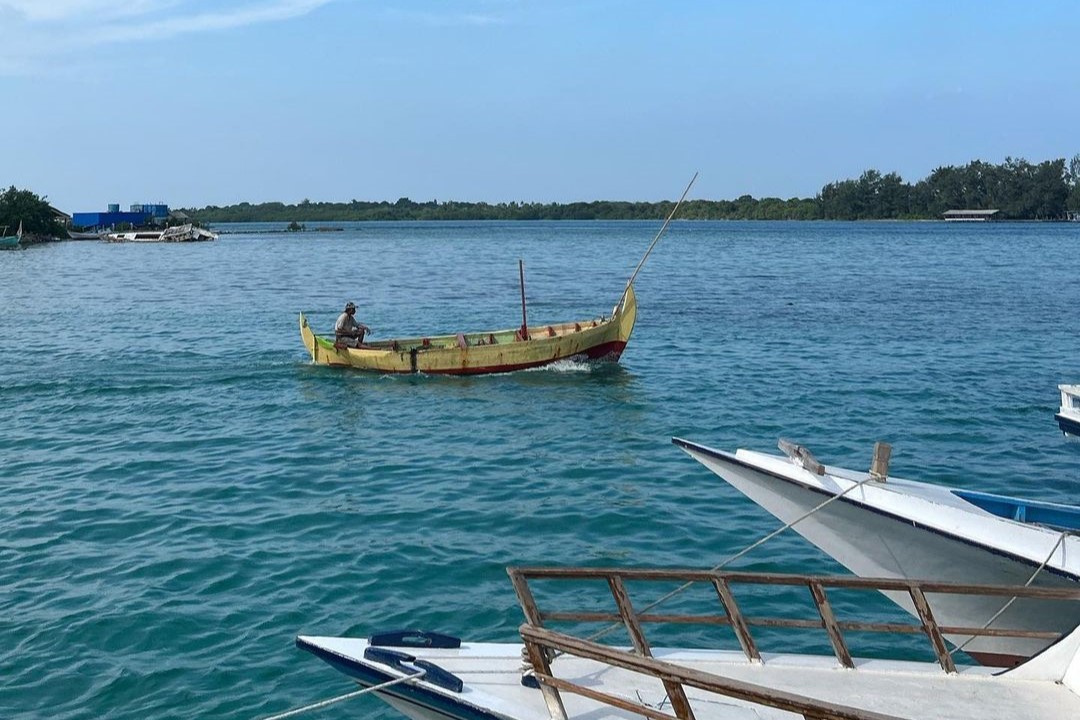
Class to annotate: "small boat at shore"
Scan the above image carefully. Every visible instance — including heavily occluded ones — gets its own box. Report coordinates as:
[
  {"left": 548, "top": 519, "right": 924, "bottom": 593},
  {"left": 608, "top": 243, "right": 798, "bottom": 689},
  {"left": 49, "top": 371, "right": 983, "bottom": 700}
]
[
  {"left": 67, "top": 229, "right": 104, "bottom": 240},
  {"left": 103, "top": 223, "right": 217, "bottom": 243},
  {"left": 295, "top": 566, "right": 1080, "bottom": 720},
  {"left": 1056, "top": 384, "right": 1080, "bottom": 437},
  {"left": 673, "top": 437, "right": 1080, "bottom": 667},
  {"left": 1, "top": 221, "right": 23, "bottom": 249}
]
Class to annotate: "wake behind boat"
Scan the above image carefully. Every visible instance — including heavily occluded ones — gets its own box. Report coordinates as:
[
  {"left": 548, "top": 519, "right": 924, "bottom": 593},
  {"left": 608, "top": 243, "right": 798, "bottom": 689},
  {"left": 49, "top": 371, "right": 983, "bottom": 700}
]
[
  {"left": 293, "top": 566, "right": 1080, "bottom": 720},
  {"left": 1057, "top": 384, "right": 1080, "bottom": 437},
  {"left": 673, "top": 436, "right": 1080, "bottom": 667}
]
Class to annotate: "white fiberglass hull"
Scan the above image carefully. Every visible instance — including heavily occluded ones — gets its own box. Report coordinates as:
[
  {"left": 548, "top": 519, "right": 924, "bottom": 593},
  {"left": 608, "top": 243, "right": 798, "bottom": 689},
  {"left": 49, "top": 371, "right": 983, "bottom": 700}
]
[
  {"left": 1058, "top": 385, "right": 1080, "bottom": 437},
  {"left": 296, "top": 631, "right": 1080, "bottom": 720},
  {"left": 673, "top": 438, "right": 1080, "bottom": 666}
]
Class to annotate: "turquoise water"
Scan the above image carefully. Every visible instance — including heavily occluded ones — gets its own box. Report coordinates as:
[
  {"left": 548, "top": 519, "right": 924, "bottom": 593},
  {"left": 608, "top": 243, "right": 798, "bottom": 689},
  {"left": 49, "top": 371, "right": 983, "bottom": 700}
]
[{"left": 2, "top": 220, "right": 1079, "bottom": 719}]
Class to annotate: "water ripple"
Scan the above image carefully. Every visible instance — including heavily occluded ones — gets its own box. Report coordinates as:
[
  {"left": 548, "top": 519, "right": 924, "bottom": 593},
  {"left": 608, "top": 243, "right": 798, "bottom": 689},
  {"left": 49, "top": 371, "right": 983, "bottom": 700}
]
[{"left": 1, "top": 221, "right": 1079, "bottom": 719}]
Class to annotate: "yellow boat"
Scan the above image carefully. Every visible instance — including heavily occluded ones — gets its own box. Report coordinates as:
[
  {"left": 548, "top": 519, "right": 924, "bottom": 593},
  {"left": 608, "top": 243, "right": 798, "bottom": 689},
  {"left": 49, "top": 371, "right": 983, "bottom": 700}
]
[
  {"left": 299, "top": 284, "right": 636, "bottom": 375},
  {"left": 300, "top": 173, "right": 696, "bottom": 375}
]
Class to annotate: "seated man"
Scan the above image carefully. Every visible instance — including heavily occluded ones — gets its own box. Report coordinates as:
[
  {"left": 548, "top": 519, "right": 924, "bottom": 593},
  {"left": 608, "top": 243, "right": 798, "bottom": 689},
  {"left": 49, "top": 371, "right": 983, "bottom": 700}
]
[{"left": 335, "top": 301, "right": 371, "bottom": 348}]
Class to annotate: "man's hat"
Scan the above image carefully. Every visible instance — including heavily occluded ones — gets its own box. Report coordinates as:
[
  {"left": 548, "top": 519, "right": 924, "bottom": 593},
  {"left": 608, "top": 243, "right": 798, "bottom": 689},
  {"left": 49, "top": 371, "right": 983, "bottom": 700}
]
[{"left": 345, "top": 302, "right": 356, "bottom": 310}]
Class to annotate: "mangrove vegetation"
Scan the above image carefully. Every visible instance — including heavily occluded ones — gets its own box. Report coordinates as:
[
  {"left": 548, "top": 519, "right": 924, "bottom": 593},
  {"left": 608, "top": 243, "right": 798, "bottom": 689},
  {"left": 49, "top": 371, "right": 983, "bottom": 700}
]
[{"left": 183, "top": 155, "right": 1080, "bottom": 223}]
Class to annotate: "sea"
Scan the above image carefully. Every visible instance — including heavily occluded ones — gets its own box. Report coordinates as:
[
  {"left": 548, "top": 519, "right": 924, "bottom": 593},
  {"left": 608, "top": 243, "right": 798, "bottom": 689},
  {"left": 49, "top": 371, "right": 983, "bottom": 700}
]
[{"left": 2, "top": 220, "right": 1079, "bottom": 719}]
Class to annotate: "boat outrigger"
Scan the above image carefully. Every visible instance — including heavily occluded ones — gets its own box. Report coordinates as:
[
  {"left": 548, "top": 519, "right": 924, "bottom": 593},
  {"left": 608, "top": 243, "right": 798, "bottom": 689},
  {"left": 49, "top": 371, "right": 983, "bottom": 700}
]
[{"left": 300, "top": 173, "right": 697, "bottom": 375}]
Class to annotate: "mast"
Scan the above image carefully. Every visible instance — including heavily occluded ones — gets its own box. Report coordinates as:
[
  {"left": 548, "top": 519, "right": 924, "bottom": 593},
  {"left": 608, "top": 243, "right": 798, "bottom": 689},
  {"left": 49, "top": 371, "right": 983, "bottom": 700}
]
[{"left": 518, "top": 259, "right": 529, "bottom": 340}]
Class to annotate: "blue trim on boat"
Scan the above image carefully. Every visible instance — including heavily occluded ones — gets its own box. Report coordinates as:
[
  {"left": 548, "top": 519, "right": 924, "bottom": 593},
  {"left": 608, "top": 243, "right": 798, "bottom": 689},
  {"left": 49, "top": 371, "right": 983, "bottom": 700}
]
[
  {"left": 671, "top": 437, "right": 1080, "bottom": 584},
  {"left": 952, "top": 489, "right": 1080, "bottom": 533},
  {"left": 1056, "top": 412, "right": 1080, "bottom": 438},
  {"left": 296, "top": 637, "right": 503, "bottom": 720}
]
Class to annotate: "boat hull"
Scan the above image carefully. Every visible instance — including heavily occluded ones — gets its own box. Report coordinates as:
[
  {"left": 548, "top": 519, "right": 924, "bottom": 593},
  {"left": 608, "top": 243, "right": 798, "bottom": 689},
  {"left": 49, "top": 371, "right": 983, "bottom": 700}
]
[
  {"left": 1058, "top": 385, "right": 1080, "bottom": 437},
  {"left": 1057, "top": 412, "right": 1080, "bottom": 438},
  {"left": 674, "top": 438, "right": 1080, "bottom": 666},
  {"left": 103, "top": 224, "right": 217, "bottom": 243},
  {"left": 297, "top": 631, "right": 1080, "bottom": 720},
  {"left": 299, "top": 285, "right": 636, "bottom": 375}
]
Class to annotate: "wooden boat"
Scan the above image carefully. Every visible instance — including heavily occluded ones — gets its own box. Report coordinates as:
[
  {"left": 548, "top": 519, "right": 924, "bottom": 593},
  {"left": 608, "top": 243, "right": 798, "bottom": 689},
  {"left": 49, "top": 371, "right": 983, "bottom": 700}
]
[
  {"left": 0, "top": 221, "right": 22, "bottom": 249},
  {"left": 299, "top": 174, "right": 697, "bottom": 376},
  {"left": 673, "top": 437, "right": 1080, "bottom": 667},
  {"left": 299, "top": 284, "right": 636, "bottom": 375},
  {"left": 103, "top": 223, "right": 217, "bottom": 243},
  {"left": 294, "top": 566, "right": 1080, "bottom": 720},
  {"left": 1056, "top": 384, "right": 1080, "bottom": 437}
]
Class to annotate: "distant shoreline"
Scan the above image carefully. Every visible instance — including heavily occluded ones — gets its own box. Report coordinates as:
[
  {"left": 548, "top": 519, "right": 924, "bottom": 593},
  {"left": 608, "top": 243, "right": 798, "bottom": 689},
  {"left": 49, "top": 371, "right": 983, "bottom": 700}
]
[{"left": 182, "top": 156, "right": 1080, "bottom": 224}]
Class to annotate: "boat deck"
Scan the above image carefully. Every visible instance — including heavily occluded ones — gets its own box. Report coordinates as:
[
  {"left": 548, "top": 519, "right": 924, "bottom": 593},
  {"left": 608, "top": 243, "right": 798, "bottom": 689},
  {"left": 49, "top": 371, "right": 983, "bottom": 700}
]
[
  {"left": 300, "top": 637, "right": 1079, "bottom": 720},
  {"left": 300, "top": 566, "right": 1080, "bottom": 720}
]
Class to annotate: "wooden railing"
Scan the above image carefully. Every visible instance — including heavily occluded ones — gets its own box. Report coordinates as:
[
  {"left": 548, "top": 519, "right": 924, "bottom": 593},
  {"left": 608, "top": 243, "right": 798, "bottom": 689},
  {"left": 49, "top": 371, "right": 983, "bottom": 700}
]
[{"left": 507, "top": 566, "right": 1080, "bottom": 720}]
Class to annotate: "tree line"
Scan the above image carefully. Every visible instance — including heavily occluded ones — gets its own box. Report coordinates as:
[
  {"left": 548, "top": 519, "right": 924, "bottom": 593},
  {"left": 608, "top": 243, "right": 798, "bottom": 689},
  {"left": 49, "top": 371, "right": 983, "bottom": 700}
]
[
  {"left": 5, "top": 155, "right": 1080, "bottom": 236},
  {"left": 183, "top": 155, "right": 1080, "bottom": 223},
  {"left": 0, "top": 186, "right": 66, "bottom": 237}
]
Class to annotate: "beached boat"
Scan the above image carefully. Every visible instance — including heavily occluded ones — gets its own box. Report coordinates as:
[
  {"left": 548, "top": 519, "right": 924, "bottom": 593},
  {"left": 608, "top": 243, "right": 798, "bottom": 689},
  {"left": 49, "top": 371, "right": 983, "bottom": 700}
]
[
  {"left": 103, "top": 223, "right": 217, "bottom": 243},
  {"left": 295, "top": 566, "right": 1080, "bottom": 720},
  {"left": 1056, "top": 384, "right": 1080, "bottom": 437},
  {"left": 1, "top": 221, "right": 22, "bottom": 249},
  {"left": 67, "top": 229, "right": 104, "bottom": 240},
  {"left": 673, "top": 437, "right": 1080, "bottom": 667},
  {"left": 299, "top": 284, "right": 636, "bottom": 375}
]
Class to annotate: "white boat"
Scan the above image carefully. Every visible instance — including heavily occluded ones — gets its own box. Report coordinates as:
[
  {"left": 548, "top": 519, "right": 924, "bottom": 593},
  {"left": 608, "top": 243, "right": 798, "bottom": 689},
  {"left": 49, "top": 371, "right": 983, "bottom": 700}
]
[
  {"left": 673, "top": 437, "right": 1080, "bottom": 667},
  {"left": 1057, "top": 384, "right": 1080, "bottom": 437},
  {"left": 67, "top": 229, "right": 104, "bottom": 240},
  {"left": 295, "top": 566, "right": 1080, "bottom": 720},
  {"left": 103, "top": 223, "right": 217, "bottom": 243}
]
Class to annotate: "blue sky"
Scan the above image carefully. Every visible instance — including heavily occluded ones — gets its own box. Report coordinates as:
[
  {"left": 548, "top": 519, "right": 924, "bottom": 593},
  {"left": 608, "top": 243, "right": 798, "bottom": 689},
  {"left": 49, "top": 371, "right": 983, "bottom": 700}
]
[{"left": 2, "top": 0, "right": 1078, "bottom": 213}]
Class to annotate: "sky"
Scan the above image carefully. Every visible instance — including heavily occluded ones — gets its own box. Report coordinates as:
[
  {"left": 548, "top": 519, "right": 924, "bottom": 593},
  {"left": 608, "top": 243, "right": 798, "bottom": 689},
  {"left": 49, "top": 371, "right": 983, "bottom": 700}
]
[{"left": 1, "top": 0, "right": 1078, "bottom": 213}]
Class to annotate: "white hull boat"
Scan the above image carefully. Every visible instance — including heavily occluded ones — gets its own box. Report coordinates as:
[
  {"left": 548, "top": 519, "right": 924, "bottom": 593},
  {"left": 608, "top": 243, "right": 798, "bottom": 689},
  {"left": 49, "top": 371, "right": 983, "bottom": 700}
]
[
  {"left": 673, "top": 437, "right": 1080, "bottom": 667},
  {"left": 103, "top": 223, "right": 217, "bottom": 243},
  {"left": 1057, "top": 384, "right": 1080, "bottom": 437},
  {"left": 295, "top": 567, "right": 1080, "bottom": 720}
]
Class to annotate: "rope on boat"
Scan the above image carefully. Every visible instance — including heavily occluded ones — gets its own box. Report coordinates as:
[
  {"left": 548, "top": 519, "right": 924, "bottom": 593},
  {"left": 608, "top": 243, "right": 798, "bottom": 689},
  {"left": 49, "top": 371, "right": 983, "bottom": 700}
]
[
  {"left": 256, "top": 668, "right": 426, "bottom": 720},
  {"left": 582, "top": 470, "right": 882, "bottom": 645},
  {"left": 949, "top": 529, "right": 1073, "bottom": 657},
  {"left": 620, "top": 172, "right": 698, "bottom": 306},
  {"left": 522, "top": 474, "right": 883, "bottom": 711}
]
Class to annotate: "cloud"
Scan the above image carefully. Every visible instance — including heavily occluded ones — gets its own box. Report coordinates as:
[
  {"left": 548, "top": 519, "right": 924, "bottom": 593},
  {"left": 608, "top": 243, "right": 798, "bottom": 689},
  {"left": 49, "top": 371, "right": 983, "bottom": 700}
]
[
  {"left": 93, "top": 0, "right": 336, "bottom": 43},
  {"left": 0, "top": 1, "right": 183, "bottom": 22},
  {"left": 0, "top": 0, "right": 338, "bottom": 73},
  {"left": 384, "top": 7, "right": 510, "bottom": 28}
]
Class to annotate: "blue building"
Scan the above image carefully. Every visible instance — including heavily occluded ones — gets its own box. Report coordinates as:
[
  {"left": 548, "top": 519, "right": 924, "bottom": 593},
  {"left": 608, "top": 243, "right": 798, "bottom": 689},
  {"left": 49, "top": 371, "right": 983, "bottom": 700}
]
[{"left": 73, "top": 202, "right": 170, "bottom": 230}]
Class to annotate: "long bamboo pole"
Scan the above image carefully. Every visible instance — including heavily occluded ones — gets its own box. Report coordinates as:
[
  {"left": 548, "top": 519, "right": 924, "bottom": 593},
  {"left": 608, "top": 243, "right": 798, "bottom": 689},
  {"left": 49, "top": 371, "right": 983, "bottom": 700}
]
[{"left": 620, "top": 172, "right": 699, "bottom": 306}]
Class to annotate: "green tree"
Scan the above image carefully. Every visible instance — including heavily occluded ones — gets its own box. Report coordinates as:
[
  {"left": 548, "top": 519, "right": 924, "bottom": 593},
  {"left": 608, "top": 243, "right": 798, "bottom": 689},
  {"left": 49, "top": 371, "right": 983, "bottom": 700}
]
[
  {"left": 0, "top": 186, "right": 64, "bottom": 237},
  {"left": 1067, "top": 154, "right": 1080, "bottom": 213}
]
